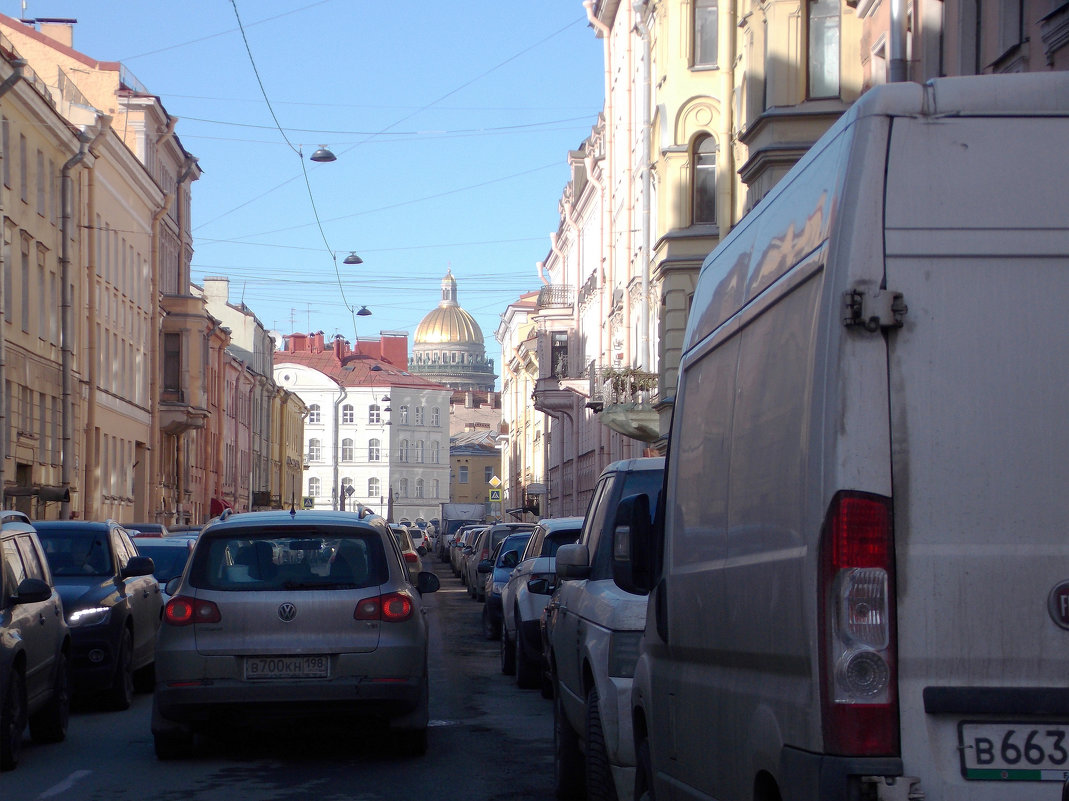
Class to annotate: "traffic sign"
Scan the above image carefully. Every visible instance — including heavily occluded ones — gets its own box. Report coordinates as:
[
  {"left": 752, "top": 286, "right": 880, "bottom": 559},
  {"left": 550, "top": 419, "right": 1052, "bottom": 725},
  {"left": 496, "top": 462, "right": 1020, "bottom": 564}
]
[
  {"left": 489, "top": 475, "right": 501, "bottom": 488},
  {"left": 489, "top": 488, "right": 502, "bottom": 502}
]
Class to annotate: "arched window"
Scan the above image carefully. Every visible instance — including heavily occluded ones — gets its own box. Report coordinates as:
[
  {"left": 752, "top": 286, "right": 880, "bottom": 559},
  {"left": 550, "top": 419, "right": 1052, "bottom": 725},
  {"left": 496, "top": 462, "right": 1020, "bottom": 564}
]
[
  {"left": 400, "top": 478, "right": 409, "bottom": 497},
  {"left": 368, "top": 477, "right": 380, "bottom": 497},
  {"left": 400, "top": 439, "right": 409, "bottom": 462},
  {"left": 431, "top": 441, "right": 440, "bottom": 464},
  {"left": 308, "top": 477, "right": 321, "bottom": 497},
  {"left": 341, "top": 438, "right": 354, "bottom": 461},
  {"left": 415, "top": 478, "right": 424, "bottom": 498},
  {"left": 433, "top": 479, "right": 440, "bottom": 498},
  {"left": 415, "top": 441, "right": 424, "bottom": 463},
  {"left": 399, "top": 405, "right": 409, "bottom": 424},
  {"left": 368, "top": 438, "right": 380, "bottom": 462},
  {"left": 431, "top": 407, "right": 440, "bottom": 427},
  {"left": 341, "top": 404, "right": 355, "bottom": 424},
  {"left": 415, "top": 406, "right": 424, "bottom": 425},
  {"left": 307, "top": 438, "right": 322, "bottom": 461},
  {"left": 307, "top": 404, "right": 321, "bottom": 424},
  {"left": 693, "top": 135, "right": 717, "bottom": 224},
  {"left": 368, "top": 404, "right": 381, "bottom": 424}
]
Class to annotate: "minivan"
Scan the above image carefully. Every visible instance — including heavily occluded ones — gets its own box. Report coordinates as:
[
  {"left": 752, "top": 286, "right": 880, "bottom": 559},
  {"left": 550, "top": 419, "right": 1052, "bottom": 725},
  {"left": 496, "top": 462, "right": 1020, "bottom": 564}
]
[{"left": 613, "top": 72, "right": 1069, "bottom": 801}]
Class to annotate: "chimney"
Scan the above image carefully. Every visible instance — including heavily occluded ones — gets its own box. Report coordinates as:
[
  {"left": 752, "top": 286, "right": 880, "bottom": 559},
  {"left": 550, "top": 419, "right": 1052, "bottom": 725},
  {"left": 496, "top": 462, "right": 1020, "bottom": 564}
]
[
  {"left": 39, "top": 21, "right": 75, "bottom": 49},
  {"left": 379, "top": 333, "right": 409, "bottom": 369},
  {"left": 310, "top": 331, "right": 325, "bottom": 353},
  {"left": 288, "top": 333, "right": 308, "bottom": 352},
  {"left": 332, "top": 335, "right": 348, "bottom": 362}
]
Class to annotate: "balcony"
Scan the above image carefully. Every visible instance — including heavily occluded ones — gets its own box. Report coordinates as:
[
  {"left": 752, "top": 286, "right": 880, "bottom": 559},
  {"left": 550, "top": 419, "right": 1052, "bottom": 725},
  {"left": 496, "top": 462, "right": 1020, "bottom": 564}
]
[
  {"left": 537, "top": 284, "right": 574, "bottom": 309},
  {"left": 532, "top": 352, "right": 588, "bottom": 418},
  {"left": 587, "top": 365, "right": 660, "bottom": 442}
]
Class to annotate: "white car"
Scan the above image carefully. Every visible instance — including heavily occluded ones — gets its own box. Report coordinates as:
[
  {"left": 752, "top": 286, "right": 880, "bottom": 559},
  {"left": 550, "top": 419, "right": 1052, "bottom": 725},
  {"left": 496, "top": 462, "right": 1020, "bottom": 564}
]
[
  {"left": 545, "top": 458, "right": 663, "bottom": 801},
  {"left": 500, "top": 516, "right": 582, "bottom": 689}
]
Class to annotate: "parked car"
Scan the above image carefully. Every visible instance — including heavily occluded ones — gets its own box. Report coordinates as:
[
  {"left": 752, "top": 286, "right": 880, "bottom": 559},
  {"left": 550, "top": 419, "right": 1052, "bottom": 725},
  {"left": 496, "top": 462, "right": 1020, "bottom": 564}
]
[
  {"left": 151, "top": 509, "right": 440, "bottom": 759},
  {"left": 478, "top": 530, "right": 533, "bottom": 641},
  {"left": 389, "top": 524, "right": 422, "bottom": 582},
  {"left": 33, "top": 520, "right": 161, "bottom": 710},
  {"left": 610, "top": 73, "right": 1069, "bottom": 801},
  {"left": 500, "top": 516, "right": 583, "bottom": 689},
  {"left": 1, "top": 511, "right": 70, "bottom": 771},
  {"left": 545, "top": 458, "right": 663, "bottom": 801},
  {"left": 450, "top": 525, "right": 484, "bottom": 578},
  {"left": 130, "top": 534, "right": 197, "bottom": 602},
  {"left": 406, "top": 524, "right": 428, "bottom": 555},
  {"left": 463, "top": 523, "right": 535, "bottom": 602}
]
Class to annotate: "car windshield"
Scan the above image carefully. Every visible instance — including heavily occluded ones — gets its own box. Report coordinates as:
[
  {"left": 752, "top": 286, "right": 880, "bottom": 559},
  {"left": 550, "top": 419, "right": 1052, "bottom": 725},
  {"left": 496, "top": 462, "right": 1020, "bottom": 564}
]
[
  {"left": 188, "top": 528, "right": 388, "bottom": 591},
  {"left": 38, "top": 530, "right": 112, "bottom": 577}
]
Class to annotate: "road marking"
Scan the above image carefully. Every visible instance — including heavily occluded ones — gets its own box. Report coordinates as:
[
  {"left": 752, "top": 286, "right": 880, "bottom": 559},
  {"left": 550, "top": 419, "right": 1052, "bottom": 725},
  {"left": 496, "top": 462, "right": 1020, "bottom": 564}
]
[
  {"left": 38, "top": 770, "right": 92, "bottom": 799},
  {"left": 428, "top": 719, "right": 461, "bottom": 727}
]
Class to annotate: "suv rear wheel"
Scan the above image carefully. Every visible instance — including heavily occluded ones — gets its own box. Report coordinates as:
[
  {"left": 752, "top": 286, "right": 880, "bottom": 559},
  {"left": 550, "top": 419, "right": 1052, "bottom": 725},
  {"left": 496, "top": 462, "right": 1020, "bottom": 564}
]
[{"left": 585, "top": 686, "right": 619, "bottom": 801}]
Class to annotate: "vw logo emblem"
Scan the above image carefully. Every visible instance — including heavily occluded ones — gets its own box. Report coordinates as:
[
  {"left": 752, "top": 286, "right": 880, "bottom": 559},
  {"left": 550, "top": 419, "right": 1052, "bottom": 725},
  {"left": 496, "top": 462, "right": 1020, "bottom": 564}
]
[{"left": 278, "top": 602, "right": 297, "bottom": 622}]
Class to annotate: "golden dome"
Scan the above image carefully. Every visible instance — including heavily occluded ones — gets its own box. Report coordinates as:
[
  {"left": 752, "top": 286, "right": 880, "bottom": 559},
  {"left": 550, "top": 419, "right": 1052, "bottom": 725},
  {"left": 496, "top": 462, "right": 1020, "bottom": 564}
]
[{"left": 414, "top": 271, "right": 485, "bottom": 346}]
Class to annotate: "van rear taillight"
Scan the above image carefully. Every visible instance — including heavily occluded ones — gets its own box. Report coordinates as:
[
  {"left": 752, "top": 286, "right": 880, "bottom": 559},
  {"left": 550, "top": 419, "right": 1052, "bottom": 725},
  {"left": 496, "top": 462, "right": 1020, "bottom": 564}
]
[{"left": 819, "top": 491, "right": 899, "bottom": 756}]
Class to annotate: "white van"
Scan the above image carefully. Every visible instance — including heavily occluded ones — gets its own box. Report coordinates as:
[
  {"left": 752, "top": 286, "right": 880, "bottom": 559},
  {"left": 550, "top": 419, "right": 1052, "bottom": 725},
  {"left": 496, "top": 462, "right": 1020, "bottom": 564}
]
[{"left": 612, "top": 72, "right": 1069, "bottom": 801}]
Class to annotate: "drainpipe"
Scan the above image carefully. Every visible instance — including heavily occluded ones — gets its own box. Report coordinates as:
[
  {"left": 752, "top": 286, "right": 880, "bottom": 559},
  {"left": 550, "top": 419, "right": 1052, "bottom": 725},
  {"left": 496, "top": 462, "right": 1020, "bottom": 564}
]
[
  {"left": 634, "top": 3, "right": 652, "bottom": 373},
  {"left": 0, "top": 59, "right": 25, "bottom": 498},
  {"left": 61, "top": 118, "right": 109, "bottom": 518},
  {"left": 332, "top": 382, "right": 347, "bottom": 510},
  {"left": 149, "top": 198, "right": 173, "bottom": 519},
  {"left": 583, "top": 149, "right": 608, "bottom": 469},
  {"left": 889, "top": 0, "right": 907, "bottom": 82},
  {"left": 720, "top": 0, "right": 737, "bottom": 232},
  {"left": 81, "top": 114, "right": 112, "bottom": 521}
]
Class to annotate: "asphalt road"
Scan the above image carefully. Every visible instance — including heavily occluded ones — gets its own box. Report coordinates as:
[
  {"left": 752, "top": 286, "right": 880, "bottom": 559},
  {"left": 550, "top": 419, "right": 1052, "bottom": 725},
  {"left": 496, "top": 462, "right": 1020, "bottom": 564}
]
[{"left": 4, "top": 554, "right": 554, "bottom": 801}]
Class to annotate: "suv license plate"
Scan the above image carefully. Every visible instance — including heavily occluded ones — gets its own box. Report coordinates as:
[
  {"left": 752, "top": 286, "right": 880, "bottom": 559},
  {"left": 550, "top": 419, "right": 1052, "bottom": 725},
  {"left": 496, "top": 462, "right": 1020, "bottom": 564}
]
[
  {"left": 244, "top": 655, "right": 330, "bottom": 680},
  {"left": 960, "top": 721, "right": 1069, "bottom": 780}
]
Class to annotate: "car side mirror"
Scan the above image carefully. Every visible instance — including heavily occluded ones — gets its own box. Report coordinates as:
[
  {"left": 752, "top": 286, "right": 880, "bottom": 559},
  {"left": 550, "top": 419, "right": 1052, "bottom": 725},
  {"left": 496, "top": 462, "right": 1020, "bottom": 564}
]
[
  {"left": 526, "top": 577, "right": 551, "bottom": 595},
  {"left": 15, "top": 577, "right": 52, "bottom": 604},
  {"left": 555, "top": 543, "right": 591, "bottom": 580},
  {"left": 611, "top": 493, "right": 653, "bottom": 595},
  {"left": 477, "top": 559, "right": 493, "bottom": 574},
  {"left": 416, "top": 571, "right": 440, "bottom": 594},
  {"left": 123, "top": 555, "right": 156, "bottom": 579}
]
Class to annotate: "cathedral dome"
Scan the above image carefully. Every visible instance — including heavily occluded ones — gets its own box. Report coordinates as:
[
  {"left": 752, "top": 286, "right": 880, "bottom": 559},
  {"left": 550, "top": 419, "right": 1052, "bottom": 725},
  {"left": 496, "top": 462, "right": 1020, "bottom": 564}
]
[{"left": 414, "top": 270, "right": 484, "bottom": 345}]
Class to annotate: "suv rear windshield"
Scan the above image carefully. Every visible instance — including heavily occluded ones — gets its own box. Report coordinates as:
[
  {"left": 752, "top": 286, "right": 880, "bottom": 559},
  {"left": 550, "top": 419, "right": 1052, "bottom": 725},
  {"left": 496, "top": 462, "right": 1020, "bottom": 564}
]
[{"left": 188, "top": 528, "right": 388, "bottom": 591}]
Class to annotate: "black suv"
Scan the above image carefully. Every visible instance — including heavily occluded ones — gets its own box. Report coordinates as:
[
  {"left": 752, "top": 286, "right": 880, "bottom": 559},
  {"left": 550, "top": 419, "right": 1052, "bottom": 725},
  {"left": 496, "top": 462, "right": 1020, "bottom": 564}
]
[
  {"left": 33, "top": 520, "right": 161, "bottom": 710},
  {"left": 1, "top": 511, "right": 70, "bottom": 770}
]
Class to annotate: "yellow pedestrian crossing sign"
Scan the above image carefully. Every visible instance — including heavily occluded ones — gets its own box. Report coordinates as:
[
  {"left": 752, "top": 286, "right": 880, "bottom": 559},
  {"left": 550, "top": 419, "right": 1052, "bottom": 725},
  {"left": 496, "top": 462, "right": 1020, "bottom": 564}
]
[{"left": 489, "top": 488, "right": 502, "bottom": 502}]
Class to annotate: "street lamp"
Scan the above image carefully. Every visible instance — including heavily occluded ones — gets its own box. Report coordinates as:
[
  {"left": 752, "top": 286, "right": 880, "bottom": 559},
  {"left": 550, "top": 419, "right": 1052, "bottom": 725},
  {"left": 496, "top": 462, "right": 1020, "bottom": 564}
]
[
  {"left": 356, "top": 305, "right": 372, "bottom": 317},
  {"left": 309, "top": 146, "right": 336, "bottom": 163},
  {"left": 343, "top": 252, "right": 363, "bottom": 265}
]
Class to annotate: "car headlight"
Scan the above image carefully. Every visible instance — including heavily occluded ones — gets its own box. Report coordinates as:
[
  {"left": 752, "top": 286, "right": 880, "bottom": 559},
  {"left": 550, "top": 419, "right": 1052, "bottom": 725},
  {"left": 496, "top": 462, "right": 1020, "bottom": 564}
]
[{"left": 68, "top": 606, "right": 112, "bottom": 627}]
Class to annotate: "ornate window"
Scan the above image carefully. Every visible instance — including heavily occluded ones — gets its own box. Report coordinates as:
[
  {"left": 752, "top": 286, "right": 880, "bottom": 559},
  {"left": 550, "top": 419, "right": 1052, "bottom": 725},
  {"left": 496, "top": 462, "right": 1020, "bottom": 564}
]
[
  {"left": 307, "top": 438, "right": 322, "bottom": 461},
  {"left": 431, "top": 441, "right": 440, "bottom": 464},
  {"left": 415, "top": 479, "right": 425, "bottom": 498},
  {"left": 431, "top": 407, "right": 440, "bottom": 426},
  {"left": 415, "top": 441, "right": 424, "bottom": 463},
  {"left": 399, "top": 405, "right": 409, "bottom": 424},
  {"left": 368, "top": 438, "right": 380, "bottom": 461},
  {"left": 693, "top": 135, "right": 717, "bottom": 224},
  {"left": 400, "top": 478, "right": 409, "bottom": 497},
  {"left": 415, "top": 406, "right": 425, "bottom": 425},
  {"left": 400, "top": 439, "right": 409, "bottom": 462},
  {"left": 341, "top": 438, "right": 354, "bottom": 461}
]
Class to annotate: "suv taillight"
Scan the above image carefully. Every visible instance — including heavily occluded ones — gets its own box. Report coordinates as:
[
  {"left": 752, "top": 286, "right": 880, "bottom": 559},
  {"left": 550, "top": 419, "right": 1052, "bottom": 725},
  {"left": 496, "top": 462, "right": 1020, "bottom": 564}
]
[
  {"left": 165, "top": 596, "right": 221, "bottom": 626},
  {"left": 354, "top": 592, "right": 414, "bottom": 622},
  {"left": 818, "top": 491, "right": 899, "bottom": 756}
]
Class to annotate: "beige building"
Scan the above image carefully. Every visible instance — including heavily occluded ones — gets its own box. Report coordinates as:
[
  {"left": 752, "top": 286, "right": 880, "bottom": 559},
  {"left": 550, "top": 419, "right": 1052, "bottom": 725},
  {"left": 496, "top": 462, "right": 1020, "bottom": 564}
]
[
  {"left": 0, "top": 43, "right": 84, "bottom": 519},
  {"left": 448, "top": 431, "right": 501, "bottom": 519}
]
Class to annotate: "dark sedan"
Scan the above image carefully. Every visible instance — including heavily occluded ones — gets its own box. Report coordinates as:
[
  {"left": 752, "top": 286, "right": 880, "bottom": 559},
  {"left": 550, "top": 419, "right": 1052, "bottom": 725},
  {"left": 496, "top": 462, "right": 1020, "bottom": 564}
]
[{"left": 33, "top": 521, "right": 162, "bottom": 710}]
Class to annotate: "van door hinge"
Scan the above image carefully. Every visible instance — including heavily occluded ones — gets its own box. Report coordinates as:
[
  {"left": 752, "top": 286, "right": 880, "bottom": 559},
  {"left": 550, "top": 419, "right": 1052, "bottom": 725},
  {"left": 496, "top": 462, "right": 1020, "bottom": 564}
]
[{"left": 843, "top": 289, "right": 908, "bottom": 332}]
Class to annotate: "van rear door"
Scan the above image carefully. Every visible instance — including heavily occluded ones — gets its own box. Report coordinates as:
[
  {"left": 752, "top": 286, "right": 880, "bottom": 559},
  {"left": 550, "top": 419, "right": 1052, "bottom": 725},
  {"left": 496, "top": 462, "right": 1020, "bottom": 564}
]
[{"left": 884, "top": 112, "right": 1069, "bottom": 795}]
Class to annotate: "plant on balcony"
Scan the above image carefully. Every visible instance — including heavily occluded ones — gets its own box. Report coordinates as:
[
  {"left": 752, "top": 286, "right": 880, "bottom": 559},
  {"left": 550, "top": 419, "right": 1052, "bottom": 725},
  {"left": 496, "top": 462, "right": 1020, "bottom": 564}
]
[{"left": 602, "top": 366, "right": 657, "bottom": 404}]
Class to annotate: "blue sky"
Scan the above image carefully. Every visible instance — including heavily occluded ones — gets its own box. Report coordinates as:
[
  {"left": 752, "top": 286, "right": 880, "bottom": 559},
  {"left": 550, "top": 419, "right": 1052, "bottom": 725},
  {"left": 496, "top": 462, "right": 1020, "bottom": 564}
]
[{"left": 9, "top": 1, "right": 605, "bottom": 381}]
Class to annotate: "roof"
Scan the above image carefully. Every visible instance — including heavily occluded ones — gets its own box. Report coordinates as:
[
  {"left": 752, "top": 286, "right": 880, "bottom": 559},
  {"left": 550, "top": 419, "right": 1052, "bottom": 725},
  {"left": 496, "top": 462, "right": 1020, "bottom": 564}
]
[{"left": 273, "top": 348, "right": 449, "bottom": 392}]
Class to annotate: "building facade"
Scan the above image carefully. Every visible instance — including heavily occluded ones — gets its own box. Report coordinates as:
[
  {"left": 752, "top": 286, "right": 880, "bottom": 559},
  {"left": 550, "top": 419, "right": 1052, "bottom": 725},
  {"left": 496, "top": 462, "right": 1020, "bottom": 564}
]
[{"left": 274, "top": 332, "right": 451, "bottom": 523}]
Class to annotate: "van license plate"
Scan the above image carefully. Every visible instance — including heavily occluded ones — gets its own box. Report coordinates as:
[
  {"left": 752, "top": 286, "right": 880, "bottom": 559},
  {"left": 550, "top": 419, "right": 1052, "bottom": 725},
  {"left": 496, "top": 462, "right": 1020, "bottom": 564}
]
[
  {"left": 959, "top": 721, "right": 1069, "bottom": 780},
  {"left": 244, "top": 655, "right": 329, "bottom": 680}
]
